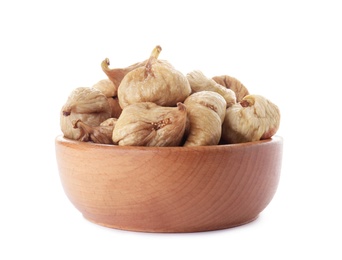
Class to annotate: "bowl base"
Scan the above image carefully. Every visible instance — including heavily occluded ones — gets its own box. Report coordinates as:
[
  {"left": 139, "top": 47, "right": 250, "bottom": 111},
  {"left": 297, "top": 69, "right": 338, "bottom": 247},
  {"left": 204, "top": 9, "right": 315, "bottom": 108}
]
[{"left": 82, "top": 214, "right": 259, "bottom": 233}]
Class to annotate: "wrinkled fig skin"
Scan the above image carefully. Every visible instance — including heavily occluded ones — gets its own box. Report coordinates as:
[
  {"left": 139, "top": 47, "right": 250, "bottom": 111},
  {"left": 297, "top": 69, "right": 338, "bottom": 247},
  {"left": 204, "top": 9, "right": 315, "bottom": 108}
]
[
  {"left": 100, "top": 117, "right": 118, "bottom": 127},
  {"left": 73, "top": 119, "right": 114, "bottom": 144},
  {"left": 212, "top": 75, "right": 249, "bottom": 102},
  {"left": 186, "top": 70, "right": 236, "bottom": 107},
  {"left": 183, "top": 91, "right": 226, "bottom": 147},
  {"left": 112, "top": 102, "right": 187, "bottom": 147},
  {"left": 222, "top": 94, "right": 281, "bottom": 144},
  {"left": 118, "top": 46, "right": 191, "bottom": 108},
  {"left": 92, "top": 78, "right": 117, "bottom": 98},
  {"left": 60, "top": 87, "right": 111, "bottom": 140},
  {"left": 61, "top": 87, "right": 111, "bottom": 115},
  {"left": 92, "top": 79, "right": 122, "bottom": 118}
]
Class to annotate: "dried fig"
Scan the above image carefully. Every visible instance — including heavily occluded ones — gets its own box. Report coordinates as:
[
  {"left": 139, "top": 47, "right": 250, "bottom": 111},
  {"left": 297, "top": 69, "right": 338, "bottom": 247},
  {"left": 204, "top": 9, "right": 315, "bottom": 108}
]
[
  {"left": 92, "top": 79, "right": 123, "bottom": 118},
  {"left": 60, "top": 87, "right": 111, "bottom": 140},
  {"left": 186, "top": 70, "right": 236, "bottom": 107},
  {"left": 112, "top": 102, "right": 187, "bottom": 147},
  {"left": 183, "top": 91, "right": 226, "bottom": 146},
  {"left": 118, "top": 46, "right": 191, "bottom": 108},
  {"left": 100, "top": 117, "right": 118, "bottom": 127},
  {"left": 73, "top": 119, "right": 115, "bottom": 144},
  {"left": 221, "top": 94, "right": 280, "bottom": 144},
  {"left": 101, "top": 58, "right": 146, "bottom": 91},
  {"left": 212, "top": 75, "right": 249, "bottom": 102},
  {"left": 92, "top": 78, "right": 117, "bottom": 98}
]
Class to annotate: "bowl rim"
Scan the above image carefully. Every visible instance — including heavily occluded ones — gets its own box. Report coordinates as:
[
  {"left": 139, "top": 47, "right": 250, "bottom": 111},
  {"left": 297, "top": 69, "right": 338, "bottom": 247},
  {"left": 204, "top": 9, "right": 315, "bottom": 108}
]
[{"left": 55, "top": 135, "right": 283, "bottom": 152}]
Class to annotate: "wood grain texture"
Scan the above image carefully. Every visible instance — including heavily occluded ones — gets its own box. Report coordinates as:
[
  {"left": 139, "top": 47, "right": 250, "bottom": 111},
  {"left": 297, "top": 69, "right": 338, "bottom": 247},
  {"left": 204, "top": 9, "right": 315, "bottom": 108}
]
[{"left": 55, "top": 136, "right": 283, "bottom": 232}]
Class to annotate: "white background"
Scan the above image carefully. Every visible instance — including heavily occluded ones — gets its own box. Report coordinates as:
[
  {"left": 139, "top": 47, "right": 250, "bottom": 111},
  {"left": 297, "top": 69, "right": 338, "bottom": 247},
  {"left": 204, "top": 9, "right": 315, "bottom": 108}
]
[{"left": 1, "top": 0, "right": 341, "bottom": 259}]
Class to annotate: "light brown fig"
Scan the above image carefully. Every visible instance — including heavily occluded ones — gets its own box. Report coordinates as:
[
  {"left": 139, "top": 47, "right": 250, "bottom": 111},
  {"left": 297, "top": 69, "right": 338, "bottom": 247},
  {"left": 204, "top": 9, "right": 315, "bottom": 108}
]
[
  {"left": 221, "top": 94, "right": 280, "bottom": 144},
  {"left": 212, "top": 75, "right": 249, "bottom": 102},
  {"left": 92, "top": 79, "right": 123, "bottom": 118},
  {"left": 112, "top": 102, "right": 187, "bottom": 147},
  {"left": 92, "top": 78, "right": 117, "bottom": 98},
  {"left": 72, "top": 119, "right": 115, "bottom": 144},
  {"left": 183, "top": 91, "right": 226, "bottom": 147},
  {"left": 101, "top": 58, "right": 146, "bottom": 91},
  {"left": 100, "top": 117, "right": 118, "bottom": 127},
  {"left": 60, "top": 87, "right": 111, "bottom": 140},
  {"left": 118, "top": 46, "right": 191, "bottom": 108},
  {"left": 186, "top": 70, "right": 236, "bottom": 107}
]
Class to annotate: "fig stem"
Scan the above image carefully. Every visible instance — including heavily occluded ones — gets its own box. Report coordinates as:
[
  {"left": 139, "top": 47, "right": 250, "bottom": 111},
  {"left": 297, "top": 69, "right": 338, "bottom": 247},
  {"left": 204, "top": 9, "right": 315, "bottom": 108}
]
[
  {"left": 101, "top": 58, "right": 126, "bottom": 88},
  {"left": 145, "top": 45, "right": 162, "bottom": 78},
  {"left": 177, "top": 102, "right": 186, "bottom": 112},
  {"left": 101, "top": 58, "right": 111, "bottom": 73},
  {"left": 150, "top": 45, "right": 162, "bottom": 59}
]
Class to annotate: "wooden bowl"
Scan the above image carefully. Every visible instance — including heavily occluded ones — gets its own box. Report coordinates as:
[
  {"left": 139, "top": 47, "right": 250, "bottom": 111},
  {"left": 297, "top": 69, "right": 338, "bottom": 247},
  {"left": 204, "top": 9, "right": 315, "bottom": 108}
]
[{"left": 55, "top": 135, "right": 283, "bottom": 233}]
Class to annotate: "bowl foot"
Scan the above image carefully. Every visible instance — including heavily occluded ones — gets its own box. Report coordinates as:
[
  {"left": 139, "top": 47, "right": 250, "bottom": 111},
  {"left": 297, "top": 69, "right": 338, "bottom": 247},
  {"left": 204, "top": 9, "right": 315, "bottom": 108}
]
[{"left": 82, "top": 214, "right": 259, "bottom": 233}]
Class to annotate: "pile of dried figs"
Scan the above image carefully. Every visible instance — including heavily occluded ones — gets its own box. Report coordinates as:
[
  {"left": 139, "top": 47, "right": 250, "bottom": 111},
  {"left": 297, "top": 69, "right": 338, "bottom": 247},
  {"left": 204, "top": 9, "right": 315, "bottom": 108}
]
[{"left": 60, "top": 45, "right": 280, "bottom": 146}]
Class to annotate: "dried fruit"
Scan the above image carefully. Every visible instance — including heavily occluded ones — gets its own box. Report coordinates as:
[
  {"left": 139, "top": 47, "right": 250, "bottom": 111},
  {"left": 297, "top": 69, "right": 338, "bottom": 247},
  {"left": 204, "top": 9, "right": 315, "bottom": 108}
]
[
  {"left": 186, "top": 70, "right": 236, "bottom": 107},
  {"left": 221, "top": 94, "right": 280, "bottom": 144},
  {"left": 73, "top": 119, "right": 115, "bottom": 144},
  {"left": 100, "top": 117, "right": 118, "bottom": 127},
  {"left": 60, "top": 87, "right": 111, "bottom": 140},
  {"left": 183, "top": 91, "right": 226, "bottom": 146},
  {"left": 92, "top": 78, "right": 117, "bottom": 98},
  {"left": 59, "top": 45, "right": 281, "bottom": 147},
  {"left": 212, "top": 75, "right": 249, "bottom": 102},
  {"left": 92, "top": 79, "right": 123, "bottom": 118},
  {"left": 112, "top": 102, "right": 187, "bottom": 146},
  {"left": 118, "top": 46, "right": 191, "bottom": 108},
  {"left": 101, "top": 58, "right": 146, "bottom": 91}
]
